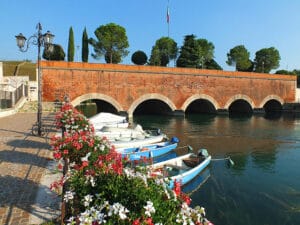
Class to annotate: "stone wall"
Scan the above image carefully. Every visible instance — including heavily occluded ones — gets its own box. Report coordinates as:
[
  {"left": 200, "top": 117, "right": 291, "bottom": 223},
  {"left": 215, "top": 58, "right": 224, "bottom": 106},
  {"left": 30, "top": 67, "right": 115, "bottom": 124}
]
[{"left": 41, "top": 61, "right": 297, "bottom": 116}]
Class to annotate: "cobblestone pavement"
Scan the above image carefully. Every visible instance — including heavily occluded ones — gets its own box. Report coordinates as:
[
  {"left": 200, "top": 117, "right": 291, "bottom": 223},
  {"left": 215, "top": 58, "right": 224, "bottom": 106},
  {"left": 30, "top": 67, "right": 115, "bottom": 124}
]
[{"left": 0, "top": 113, "right": 61, "bottom": 225}]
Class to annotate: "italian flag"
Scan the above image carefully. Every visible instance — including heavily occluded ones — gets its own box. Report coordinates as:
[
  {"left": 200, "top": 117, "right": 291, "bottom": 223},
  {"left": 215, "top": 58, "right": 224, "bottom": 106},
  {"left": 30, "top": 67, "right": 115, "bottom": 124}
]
[{"left": 167, "top": 7, "right": 170, "bottom": 23}]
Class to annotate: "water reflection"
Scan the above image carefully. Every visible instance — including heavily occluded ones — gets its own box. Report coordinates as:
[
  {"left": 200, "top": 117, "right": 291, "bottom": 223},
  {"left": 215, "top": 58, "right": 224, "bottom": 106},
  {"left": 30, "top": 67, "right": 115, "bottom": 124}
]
[
  {"left": 251, "top": 151, "right": 277, "bottom": 171},
  {"left": 132, "top": 114, "right": 300, "bottom": 225}
]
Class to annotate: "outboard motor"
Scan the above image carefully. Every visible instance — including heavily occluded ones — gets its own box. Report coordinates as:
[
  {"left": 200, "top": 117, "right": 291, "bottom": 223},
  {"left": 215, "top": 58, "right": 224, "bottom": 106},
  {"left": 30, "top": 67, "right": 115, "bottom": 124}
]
[
  {"left": 170, "top": 136, "right": 179, "bottom": 143},
  {"left": 198, "top": 149, "right": 209, "bottom": 159}
]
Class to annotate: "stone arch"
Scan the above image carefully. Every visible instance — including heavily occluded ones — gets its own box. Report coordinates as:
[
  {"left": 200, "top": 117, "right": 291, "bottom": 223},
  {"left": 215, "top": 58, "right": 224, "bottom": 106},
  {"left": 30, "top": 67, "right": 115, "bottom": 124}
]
[
  {"left": 224, "top": 94, "right": 255, "bottom": 110},
  {"left": 127, "top": 93, "right": 176, "bottom": 117},
  {"left": 181, "top": 94, "right": 220, "bottom": 111},
  {"left": 259, "top": 95, "right": 284, "bottom": 108},
  {"left": 71, "top": 93, "right": 124, "bottom": 111}
]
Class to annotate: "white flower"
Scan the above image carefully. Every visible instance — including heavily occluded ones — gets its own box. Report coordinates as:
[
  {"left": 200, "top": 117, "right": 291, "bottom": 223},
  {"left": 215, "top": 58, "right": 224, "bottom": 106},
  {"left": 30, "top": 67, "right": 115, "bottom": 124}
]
[
  {"left": 108, "top": 202, "right": 129, "bottom": 220},
  {"left": 83, "top": 194, "right": 93, "bottom": 207},
  {"left": 64, "top": 191, "right": 75, "bottom": 202},
  {"left": 144, "top": 201, "right": 155, "bottom": 217},
  {"left": 81, "top": 152, "right": 91, "bottom": 162}
]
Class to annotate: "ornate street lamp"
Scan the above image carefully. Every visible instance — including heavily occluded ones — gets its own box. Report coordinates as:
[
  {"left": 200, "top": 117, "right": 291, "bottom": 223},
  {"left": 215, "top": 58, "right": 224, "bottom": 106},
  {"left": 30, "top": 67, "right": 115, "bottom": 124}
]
[{"left": 15, "top": 23, "right": 54, "bottom": 136}]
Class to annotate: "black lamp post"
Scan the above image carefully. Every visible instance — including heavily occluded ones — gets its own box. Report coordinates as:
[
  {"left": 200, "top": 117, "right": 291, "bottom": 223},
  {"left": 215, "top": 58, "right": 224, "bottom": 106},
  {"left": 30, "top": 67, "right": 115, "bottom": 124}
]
[{"left": 15, "top": 23, "right": 54, "bottom": 136}]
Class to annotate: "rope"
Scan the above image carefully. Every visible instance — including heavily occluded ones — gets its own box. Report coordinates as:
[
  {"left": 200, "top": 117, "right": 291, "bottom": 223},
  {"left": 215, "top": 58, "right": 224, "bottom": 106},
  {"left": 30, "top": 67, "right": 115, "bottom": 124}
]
[
  {"left": 211, "top": 157, "right": 231, "bottom": 161},
  {"left": 176, "top": 145, "right": 191, "bottom": 150}
]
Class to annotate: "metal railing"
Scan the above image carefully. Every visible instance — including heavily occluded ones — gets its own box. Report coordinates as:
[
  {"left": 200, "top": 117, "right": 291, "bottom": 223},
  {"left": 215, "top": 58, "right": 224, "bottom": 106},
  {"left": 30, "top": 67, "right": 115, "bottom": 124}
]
[{"left": 0, "top": 83, "right": 28, "bottom": 110}]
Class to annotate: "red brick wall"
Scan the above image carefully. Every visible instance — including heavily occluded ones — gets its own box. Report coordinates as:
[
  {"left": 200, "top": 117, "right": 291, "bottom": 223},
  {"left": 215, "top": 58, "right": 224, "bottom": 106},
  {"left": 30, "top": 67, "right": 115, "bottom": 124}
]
[{"left": 41, "top": 61, "right": 296, "bottom": 114}]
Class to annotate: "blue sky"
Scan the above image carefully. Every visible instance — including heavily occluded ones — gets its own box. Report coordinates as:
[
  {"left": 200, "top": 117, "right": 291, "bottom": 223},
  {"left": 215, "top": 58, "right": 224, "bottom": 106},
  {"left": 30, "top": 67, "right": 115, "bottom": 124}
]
[{"left": 1, "top": 0, "right": 300, "bottom": 72}]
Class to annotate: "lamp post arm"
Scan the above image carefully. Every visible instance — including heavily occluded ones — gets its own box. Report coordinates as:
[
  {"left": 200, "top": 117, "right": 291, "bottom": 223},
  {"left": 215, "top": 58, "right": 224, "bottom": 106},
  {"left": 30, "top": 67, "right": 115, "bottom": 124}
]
[{"left": 18, "top": 35, "right": 39, "bottom": 52}]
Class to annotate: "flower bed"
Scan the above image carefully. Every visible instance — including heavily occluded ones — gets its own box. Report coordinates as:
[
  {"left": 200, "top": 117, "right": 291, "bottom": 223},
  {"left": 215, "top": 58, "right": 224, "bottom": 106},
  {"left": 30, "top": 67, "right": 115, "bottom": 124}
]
[{"left": 51, "top": 103, "right": 213, "bottom": 225}]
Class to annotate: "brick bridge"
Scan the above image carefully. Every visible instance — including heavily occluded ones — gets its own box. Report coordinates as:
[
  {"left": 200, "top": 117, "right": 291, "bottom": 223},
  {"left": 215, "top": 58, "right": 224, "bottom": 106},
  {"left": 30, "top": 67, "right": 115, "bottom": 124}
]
[{"left": 41, "top": 61, "right": 296, "bottom": 117}]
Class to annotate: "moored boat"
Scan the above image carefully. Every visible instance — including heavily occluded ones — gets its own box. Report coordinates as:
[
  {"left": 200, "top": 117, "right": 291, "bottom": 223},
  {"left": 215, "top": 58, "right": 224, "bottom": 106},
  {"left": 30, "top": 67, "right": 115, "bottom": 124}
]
[
  {"left": 110, "top": 133, "right": 166, "bottom": 149},
  {"left": 148, "top": 149, "right": 211, "bottom": 189},
  {"left": 89, "top": 112, "right": 129, "bottom": 130},
  {"left": 117, "top": 137, "right": 179, "bottom": 160}
]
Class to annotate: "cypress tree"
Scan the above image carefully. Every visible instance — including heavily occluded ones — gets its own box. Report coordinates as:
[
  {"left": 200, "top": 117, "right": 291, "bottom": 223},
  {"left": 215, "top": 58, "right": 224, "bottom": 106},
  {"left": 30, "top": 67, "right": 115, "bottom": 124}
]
[
  {"left": 82, "top": 27, "right": 89, "bottom": 62},
  {"left": 67, "top": 26, "right": 75, "bottom": 62}
]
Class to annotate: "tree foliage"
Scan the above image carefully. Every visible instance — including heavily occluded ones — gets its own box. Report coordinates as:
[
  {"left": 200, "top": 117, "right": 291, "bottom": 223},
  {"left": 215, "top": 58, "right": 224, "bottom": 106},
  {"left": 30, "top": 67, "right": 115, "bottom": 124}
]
[
  {"left": 196, "top": 39, "right": 214, "bottom": 69},
  {"left": 82, "top": 27, "right": 89, "bottom": 62},
  {"left": 254, "top": 47, "right": 280, "bottom": 73},
  {"left": 176, "top": 35, "right": 216, "bottom": 69},
  {"left": 275, "top": 70, "right": 296, "bottom": 75},
  {"left": 149, "top": 37, "right": 178, "bottom": 66},
  {"left": 131, "top": 50, "right": 148, "bottom": 65},
  {"left": 226, "top": 45, "right": 252, "bottom": 71},
  {"left": 67, "top": 26, "right": 75, "bottom": 62},
  {"left": 205, "top": 59, "right": 223, "bottom": 70},
  {"left": 176, "top": 35, "right": 199, "bottom": 68},
  {"left": 89, "top": 23, "right": 129, "bottom": 64},
  {"left": 42, "top": 44, "right": 65, "bottom": 61}
]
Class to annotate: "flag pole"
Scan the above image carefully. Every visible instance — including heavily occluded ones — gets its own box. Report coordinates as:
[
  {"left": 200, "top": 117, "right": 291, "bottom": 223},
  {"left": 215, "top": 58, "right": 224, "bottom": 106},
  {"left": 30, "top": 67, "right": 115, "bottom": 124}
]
[{"left": 167, "top": 0, "right": 170, "bottom": 37}]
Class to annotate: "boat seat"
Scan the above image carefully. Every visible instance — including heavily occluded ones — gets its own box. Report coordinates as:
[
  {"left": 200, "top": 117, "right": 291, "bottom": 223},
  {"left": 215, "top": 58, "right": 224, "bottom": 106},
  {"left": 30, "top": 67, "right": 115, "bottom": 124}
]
[
  {"left": 163, "top": 164, "right": 187, "bottom": 171},
  {"left": 182, "top": 157, "right": 204, "bottom": 168}
]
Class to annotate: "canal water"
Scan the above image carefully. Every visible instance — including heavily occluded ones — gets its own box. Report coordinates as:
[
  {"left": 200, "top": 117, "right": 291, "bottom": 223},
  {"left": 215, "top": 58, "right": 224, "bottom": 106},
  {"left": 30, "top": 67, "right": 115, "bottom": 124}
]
[{"left": 130, "top": 114, "right": 300, "bottom": 225}]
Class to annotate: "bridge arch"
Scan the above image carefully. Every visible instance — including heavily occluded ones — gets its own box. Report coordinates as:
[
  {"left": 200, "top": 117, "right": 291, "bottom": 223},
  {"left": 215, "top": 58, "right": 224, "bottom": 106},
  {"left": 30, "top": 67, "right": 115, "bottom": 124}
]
[
  {"left": 259, "top": 95, "right": 284, "bottom": 108},
  {"left": 128, "top": 93, "right": 176, "bottom": 117},
  {"left": 224, "top": 94, "right": 255, "bottom": 110},
  {"left": 181, "top": 94, "right": 220, "bottom": 112},
  {"left": 71, "top": 93, "right": 124, "bottom": 112}
]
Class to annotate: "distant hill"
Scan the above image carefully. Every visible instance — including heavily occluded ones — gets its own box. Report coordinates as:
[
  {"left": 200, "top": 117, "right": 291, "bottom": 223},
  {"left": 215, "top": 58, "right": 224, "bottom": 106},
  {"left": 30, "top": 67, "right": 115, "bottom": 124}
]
[{"left": 2, "top": 61, "right": 36, "bottom": 81}]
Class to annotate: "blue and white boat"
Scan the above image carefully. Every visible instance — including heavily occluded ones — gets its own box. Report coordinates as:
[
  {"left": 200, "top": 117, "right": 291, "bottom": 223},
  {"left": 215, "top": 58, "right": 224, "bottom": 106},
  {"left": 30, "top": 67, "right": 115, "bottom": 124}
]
[
  {"left": 117, "top": 137, "right": 179, "bottom": 160},
  {"left": 149, "top": 149, "right": 211, "bottom": 189}
]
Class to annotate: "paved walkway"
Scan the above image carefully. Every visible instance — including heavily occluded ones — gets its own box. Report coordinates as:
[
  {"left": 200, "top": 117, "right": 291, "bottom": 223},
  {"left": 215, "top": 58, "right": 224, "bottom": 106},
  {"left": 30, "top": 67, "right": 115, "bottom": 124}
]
[{"left": 0, "top": 112, "right": 61, "bottom": 225}]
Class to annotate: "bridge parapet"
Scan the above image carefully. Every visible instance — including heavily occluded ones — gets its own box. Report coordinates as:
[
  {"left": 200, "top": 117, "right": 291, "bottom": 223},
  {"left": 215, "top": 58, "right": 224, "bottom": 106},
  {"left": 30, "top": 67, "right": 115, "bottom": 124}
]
[{"left": 41, "top": 61, "right": 297, "bottom": 116}]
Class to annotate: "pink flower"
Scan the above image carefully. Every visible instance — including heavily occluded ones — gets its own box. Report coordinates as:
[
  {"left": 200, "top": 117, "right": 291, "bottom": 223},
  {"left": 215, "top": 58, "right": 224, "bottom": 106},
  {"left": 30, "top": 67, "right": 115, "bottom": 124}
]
[{"left": 53, "top": 152, "right": 62, "bottom": 160}]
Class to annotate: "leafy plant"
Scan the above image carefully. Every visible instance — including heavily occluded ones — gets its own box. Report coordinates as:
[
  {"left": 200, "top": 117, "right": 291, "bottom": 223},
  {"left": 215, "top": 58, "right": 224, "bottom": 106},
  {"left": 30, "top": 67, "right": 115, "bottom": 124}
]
[{"left": 50, "top": 103, "right": 213, "bottom": 225}]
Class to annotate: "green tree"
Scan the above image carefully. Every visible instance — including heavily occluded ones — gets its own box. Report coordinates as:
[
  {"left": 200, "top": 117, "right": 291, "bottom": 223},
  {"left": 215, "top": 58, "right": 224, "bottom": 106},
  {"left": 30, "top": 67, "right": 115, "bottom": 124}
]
[
  {"left": 226, "top": 45, "right": 252, "bottom": 71},
  {"left": 149, "top": 37, "right": 178, "bottom": 66},
  {"left": 104, "top": 51, "right": 121, "bottom": 64},
  {"left": 176, "top": 34, "right": 199, "bottom": 68},
  {"left": 275, "top": 70, "right": 296, "bottom": 75},
  {"left": 42, "top": 44, "right": 65, "bottom": 61},
  {"left": 89, "top": 23, "right": 129, "bottom": 64},
  {"left": 67, "top": 26, "right": 75, "bottom": 62},
  {"left": 205, "top": 59, "right": 223, "bottom": 70},
  {"left": 131, "top": 50, "right": 148, "bottom": 65},
  {"left": 196, "top": 39, "right": 215, "bottom": 69},
  {"left": 148, "top": 46, "right": 161, "bottom": 66},
  {"left": 294, "top": 70, "right": 300, "bottom": 87},
  {"left": 82, "top": 27, "right": 89, "bottom": 62},
  {"left": 254, "top": 47, "right": 280, "bottom": 73}
]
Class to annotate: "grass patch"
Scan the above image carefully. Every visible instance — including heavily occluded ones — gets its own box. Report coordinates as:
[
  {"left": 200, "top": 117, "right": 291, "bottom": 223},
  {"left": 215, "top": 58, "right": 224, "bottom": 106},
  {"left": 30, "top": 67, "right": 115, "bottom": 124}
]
[{"left": 3, "top": 61, "right": 36, "bottom": 81}]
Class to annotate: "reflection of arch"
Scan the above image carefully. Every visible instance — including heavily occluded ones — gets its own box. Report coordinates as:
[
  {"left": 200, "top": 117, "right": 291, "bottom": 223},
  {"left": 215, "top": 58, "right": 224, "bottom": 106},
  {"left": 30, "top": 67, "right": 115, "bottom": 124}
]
[
  {"left": 224, "top": 94, "right": 254, "bottom": 109},
  {"left": 181, "top": 94, "right": 220, "bottom": 111},
  {"left": 128, "top": 93, "right": 176, "bottom": 117},
  {"left": 259, "top": 95, "right": 284, "bottom": 108},
  {"left": 71, "top": 93, "right": 124, "bottom": 111}
]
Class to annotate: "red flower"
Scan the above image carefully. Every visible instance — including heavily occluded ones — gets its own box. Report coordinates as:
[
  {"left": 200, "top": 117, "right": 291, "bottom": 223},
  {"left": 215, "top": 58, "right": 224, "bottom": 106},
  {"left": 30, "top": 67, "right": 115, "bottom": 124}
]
[
  {"left": 81, "top": 161, "right": 89, "bottom": 169},
  {"left": 132, "top": 218, "right": 140, "bottom": 225},
  {"left": 181, "top": 193, "right": 192, "bottom": 205},
  {"left": 57, "top": 163, "right": 63, "bottom": 170},
  {"left": 53, "top": 152, "right": 62, "bottom": 160},
  {"left": 145, "top": 217, "right": 154, "bottom": 225},
  {"left": 173, "top": 180, "right": 181, "bottom": 196}
]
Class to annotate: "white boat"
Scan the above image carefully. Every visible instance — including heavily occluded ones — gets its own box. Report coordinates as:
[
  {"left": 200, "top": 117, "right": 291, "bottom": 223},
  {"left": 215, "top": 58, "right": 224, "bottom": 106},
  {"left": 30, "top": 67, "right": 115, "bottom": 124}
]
[
  {"left": 116, "top": 138, "right": 179, "bottom": 161},
  {"left": 110, "top": 133, "right": 166, "bottom": 149},
  {"left": 148, "top": 149, "right": 211, "bottom": 189},
  {"left": 95, "top": 124, "right": 166, "bottom": 148},
  {"left": 89, "top": 112, "right": 129, "bottom": 130},
  {"left": 95, "top": 124, "right": 147, "bottom": 141}
]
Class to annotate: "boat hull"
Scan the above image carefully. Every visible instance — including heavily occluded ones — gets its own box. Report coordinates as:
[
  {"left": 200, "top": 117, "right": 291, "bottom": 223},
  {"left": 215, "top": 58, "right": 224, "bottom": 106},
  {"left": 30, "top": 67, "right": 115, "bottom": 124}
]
[
  {"left": 118, "top": 142, "right": 178, "bottom": 160},
  {"left": 110, "top": 134, "right": 165, "bottom": 148},
  {"left": 149, "top": 153, "right": 211, "bottom": 189}
]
